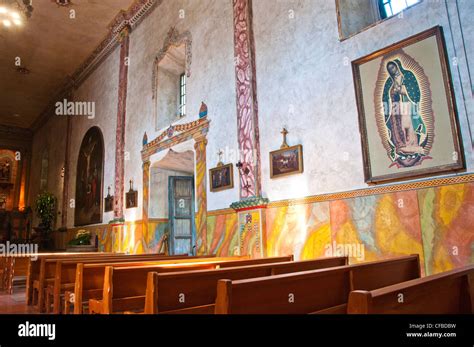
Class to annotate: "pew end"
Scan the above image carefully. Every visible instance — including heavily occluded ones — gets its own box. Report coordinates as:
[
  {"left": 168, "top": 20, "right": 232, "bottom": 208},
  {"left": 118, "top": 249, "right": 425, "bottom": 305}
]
[
  {"left": 215, "top": 280, "right": 232, "bottom": 314},
  {"left": 347, "top": 291, "right": 372, "bottom": 314}
]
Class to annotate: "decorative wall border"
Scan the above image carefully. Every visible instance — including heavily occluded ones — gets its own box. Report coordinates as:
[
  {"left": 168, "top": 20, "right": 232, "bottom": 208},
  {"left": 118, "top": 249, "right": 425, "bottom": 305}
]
[
  {"left": 207, "top": 208, "right": 235, "bottom": 217},
  {"left": 267, "top": 173, "right": 474, "bottom": 208}
]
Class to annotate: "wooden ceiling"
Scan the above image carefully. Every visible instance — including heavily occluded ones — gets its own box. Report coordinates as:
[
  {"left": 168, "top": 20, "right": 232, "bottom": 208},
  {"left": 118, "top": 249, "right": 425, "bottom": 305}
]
[{"left": 0, "top": 0, "right": 134, "bottom": 129}]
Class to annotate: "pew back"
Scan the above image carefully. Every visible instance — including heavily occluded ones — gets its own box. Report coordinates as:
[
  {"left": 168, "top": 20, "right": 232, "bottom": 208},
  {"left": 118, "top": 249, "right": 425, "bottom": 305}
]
[
  {"left": 145, "top": 256, "right": 348, "bottom": 314},
  {"left": 215, "top": 255, "right": 420, "bottom": 314},
  {"left": 347, "top": 265, "right": 474, "bottom": 314},
  {"left": 73, "top": 255, "right": 256, "bottom": 313},
  {"left": 96, "top": 255, "right": 295, "bottom": 314}
]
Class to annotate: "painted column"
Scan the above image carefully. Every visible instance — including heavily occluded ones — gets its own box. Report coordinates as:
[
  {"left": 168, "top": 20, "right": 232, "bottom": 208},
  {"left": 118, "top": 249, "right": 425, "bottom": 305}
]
[
  {"left": 13, "top": 150, "right": 23, "bottom": 209},
  {"left": 114, "top": 27, "right": 130, "bottom": 219},
  {"left": 142, "top": 160, "right": 151, "bottom": 242},
  {"left": 232, "top": 0, "right": 262, "bottom": 199},
  {"left": 62, "top": 116, "right": 72, "bottom": 227},
  {"left": 194, "top": 136, "right": 208, "bottom": 255}
]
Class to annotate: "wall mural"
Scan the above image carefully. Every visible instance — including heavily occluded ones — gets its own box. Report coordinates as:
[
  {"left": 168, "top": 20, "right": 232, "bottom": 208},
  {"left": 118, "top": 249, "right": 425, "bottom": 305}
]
[
  {"left": 352, "top": 26, "right": 464, "bottom": 184},
  {"left": 75, "top": 127, "right": 104, "bottom": 226},
  {"left": 92, "top": 177, "right": 473, "bottom": 276},
  {"left": 204, "top": 178, "right": 473, "bottom": 276}
]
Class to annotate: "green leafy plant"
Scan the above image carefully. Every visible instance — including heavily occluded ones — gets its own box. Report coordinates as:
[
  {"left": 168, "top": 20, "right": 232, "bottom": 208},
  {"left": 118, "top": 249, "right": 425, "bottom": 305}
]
[
  {"left": 34, "top": 192, "right": 56, "bottom": 234},
  {"left": 68, "top": 229, "right": 92, "bottom": 246}
]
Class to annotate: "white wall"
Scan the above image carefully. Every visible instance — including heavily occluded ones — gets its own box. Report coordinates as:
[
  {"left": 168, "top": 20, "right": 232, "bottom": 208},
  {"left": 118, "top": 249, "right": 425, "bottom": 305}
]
[
  {"left": 253, "top": 0, "right": 473, "bottom": 202},
  {"left": 28, "top": 0, "right": 474, "bottom": 227},
  {"left": 125, "top": 0, "right": 239, "bottom": 219}
]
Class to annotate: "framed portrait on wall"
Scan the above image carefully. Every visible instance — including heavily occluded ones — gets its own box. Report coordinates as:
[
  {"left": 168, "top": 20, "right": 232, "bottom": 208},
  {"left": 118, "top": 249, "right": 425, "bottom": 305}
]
[
  {"left": 104, "top": 195, "right": 114, "bottom": 212},
  {"left": 209, "top": 163, "right": 234, "bottom": 192},
  {"left": 270, "top": 145, "right": 304, "bottom": 179},
  {"left": 126, "top": 190, "right": 138, "bottom": 209},
  {"left": 352, "top": 26, "right": 465, "bottom": 184}
]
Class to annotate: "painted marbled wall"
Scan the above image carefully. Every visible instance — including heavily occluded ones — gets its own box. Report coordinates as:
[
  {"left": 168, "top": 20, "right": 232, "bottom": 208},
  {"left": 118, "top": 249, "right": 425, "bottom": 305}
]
[
  {"left": 205, "top": 180, "right": 474, "bottom": 276},
  {"left": 96, "top": 219, "right": 169, "bottom": 254},
  {"left": 266, "top": 203, "right": 332, "bottom": 260},
  {"left": 419, "top": 182, "right": 474, "bottom": 275},
  {"left": 207, "top": 212, "right": 239, "bottom": 256},
  {"left": 329, "top": 191, "right": 425, "bottom": 272}
]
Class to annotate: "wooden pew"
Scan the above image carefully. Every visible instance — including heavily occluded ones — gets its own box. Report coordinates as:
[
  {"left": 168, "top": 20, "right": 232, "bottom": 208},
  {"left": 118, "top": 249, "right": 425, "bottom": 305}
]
[
  {"left": 0, "top": 256, "right": 7, "bottom": 290},
  {"left": 5, "top": 256, "right": 29, "bottom": 294},
  {"left": 347, "top": 265, "right": 474, "bottom": 314},
  {"left": 36, "top": 253, "right": 191, "bottom": 312},
  {"left": 72, "top": 255, "right": 256, "bottom": 314},
  {"left": 214, "top": 255, "right": 421, "bottom": 314},
  {"left": 26, "top": 252, "right": 120, "bottom": 305},
  {"left": 90, "top": 255, "right": 295, "bottom": 314},
  {"left": 144, "top": 256, "right": 348, "bottom": 314},
  {"left": 48, "top": 254, "right": 220, "bottom": 314}
]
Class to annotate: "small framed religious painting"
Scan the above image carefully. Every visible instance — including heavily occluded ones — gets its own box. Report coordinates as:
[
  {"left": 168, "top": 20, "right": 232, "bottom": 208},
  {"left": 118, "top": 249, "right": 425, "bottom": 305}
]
[
  {"left": 209, "top": 164, "right": 234, "bottom": 192},
  {"left": 270, "top": 145, "right": 304, "bottom": 179},
  {"left": 352, "top": 26, "right": 465, "bottom": 184}
]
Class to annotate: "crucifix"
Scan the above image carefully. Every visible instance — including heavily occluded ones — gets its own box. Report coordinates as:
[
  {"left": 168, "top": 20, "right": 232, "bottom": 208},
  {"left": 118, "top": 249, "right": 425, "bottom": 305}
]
[
  {"left": 280, "top": 128, "right": 289, "bottom": 149},
  {"left": 217, "top": 149, "right": 224, "bottom": 166},
  {"left": 129, "top": 179, "right": 134, "bottom": 191}
]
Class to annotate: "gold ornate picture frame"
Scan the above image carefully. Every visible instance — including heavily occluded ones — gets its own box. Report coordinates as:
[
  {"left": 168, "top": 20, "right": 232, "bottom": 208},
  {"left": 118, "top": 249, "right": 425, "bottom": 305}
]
[{"left": 270, "top": 144, "right": 304, "bottom": 179}]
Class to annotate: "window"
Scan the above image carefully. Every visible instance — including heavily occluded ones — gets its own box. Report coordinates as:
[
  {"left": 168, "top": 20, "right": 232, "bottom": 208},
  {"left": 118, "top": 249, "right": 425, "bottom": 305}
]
[
  {"left": 179, "top": 73, "right": 186, "bottom": 118},
  {"left": 379, "top": 0, "right": 419, "bottom": 19}
]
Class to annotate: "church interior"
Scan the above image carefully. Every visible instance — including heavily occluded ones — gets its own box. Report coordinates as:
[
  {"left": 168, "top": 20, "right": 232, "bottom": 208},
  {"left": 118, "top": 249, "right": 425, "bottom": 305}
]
[{"left": 0, "top": 0, "right": 473, "bottom": 321}]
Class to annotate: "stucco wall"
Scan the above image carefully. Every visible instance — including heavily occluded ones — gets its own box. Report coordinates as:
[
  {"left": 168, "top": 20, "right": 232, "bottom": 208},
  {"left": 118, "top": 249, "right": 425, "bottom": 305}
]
[
  {"left": 27, "top": 0, "right": 473, "bottom": 231},
  {"left": 125, "top": 0, "right": 239, "bottom": 220},
  {"left": 253, "top": 0, "right": 473, "bottom": 203}
]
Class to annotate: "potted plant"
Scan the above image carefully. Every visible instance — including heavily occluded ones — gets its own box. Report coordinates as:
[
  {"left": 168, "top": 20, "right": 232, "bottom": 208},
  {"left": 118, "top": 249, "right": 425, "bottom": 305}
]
[
  {"left": 67, "top": 229, "right": 97, "bottom": 252},
  {"left": 34, "top": 192, "right": 56, "bottom": 249},
  {"left": 68, "top": 230, "right": 92, "bottom": 246}
]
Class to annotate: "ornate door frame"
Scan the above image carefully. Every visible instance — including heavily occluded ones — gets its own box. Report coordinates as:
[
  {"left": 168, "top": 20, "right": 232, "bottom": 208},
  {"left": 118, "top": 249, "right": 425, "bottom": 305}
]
[{"left": 141, "top": 117, "right": 210, "bottom": 255}]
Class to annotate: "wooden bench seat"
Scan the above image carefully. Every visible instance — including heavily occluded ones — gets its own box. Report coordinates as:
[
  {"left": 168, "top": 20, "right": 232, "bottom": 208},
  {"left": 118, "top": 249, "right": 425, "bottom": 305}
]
[
  {"left": 72, "top": 255, "right": 258, "bottom": 314},
  {"left": 347, "top": 265, "right": 474, "bottom": 314},
  {"left": 90, "top": 255, "right": 296, "bottom": 314},
  {"left": 48, "top": 254, "right": 222, "bottom": 314},
  {"left": 214, "top": 255, "right": 421, "bottom": 314},
  {"left": 32, "top": 253, "right": 187, "bottom": 312},
  {"left": 26, "top": 252, "right": 125, "bottom": 306},
  {"left": 144, "top": 256, "right": 348, "bottom": 314},
  {"left": 47, "top": 254, "right": 199, "bottom": 313},
  {"left": 4, "top": 257, "right": 29, "bottom": 294}
]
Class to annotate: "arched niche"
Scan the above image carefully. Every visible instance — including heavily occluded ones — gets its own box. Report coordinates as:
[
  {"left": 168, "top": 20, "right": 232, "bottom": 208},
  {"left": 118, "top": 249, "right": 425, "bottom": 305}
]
[
  {"left": 152, "top": 28, "right": 192, "bottom": 131},
  {"left": 74, "top": 126, "right": 105, "bottom": 226}
]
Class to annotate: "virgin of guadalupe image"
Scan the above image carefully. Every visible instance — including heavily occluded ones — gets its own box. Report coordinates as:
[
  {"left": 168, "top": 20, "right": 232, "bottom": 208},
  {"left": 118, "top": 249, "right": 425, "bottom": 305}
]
[{"left": 381, "top": 58, "right": 431, "bottom": 168}]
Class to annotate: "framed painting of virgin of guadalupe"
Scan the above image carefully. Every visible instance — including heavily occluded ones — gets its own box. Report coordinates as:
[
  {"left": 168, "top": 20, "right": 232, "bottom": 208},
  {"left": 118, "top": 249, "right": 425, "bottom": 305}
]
[{"left": 352, "top": 26, "right": 465, "bottom": 184}]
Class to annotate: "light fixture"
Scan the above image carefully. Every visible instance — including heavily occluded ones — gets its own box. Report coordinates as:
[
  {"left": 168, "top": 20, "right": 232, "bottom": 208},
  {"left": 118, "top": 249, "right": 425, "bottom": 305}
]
[{"left": 0, "top": 0, "right": 33, "bottom": 28}]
